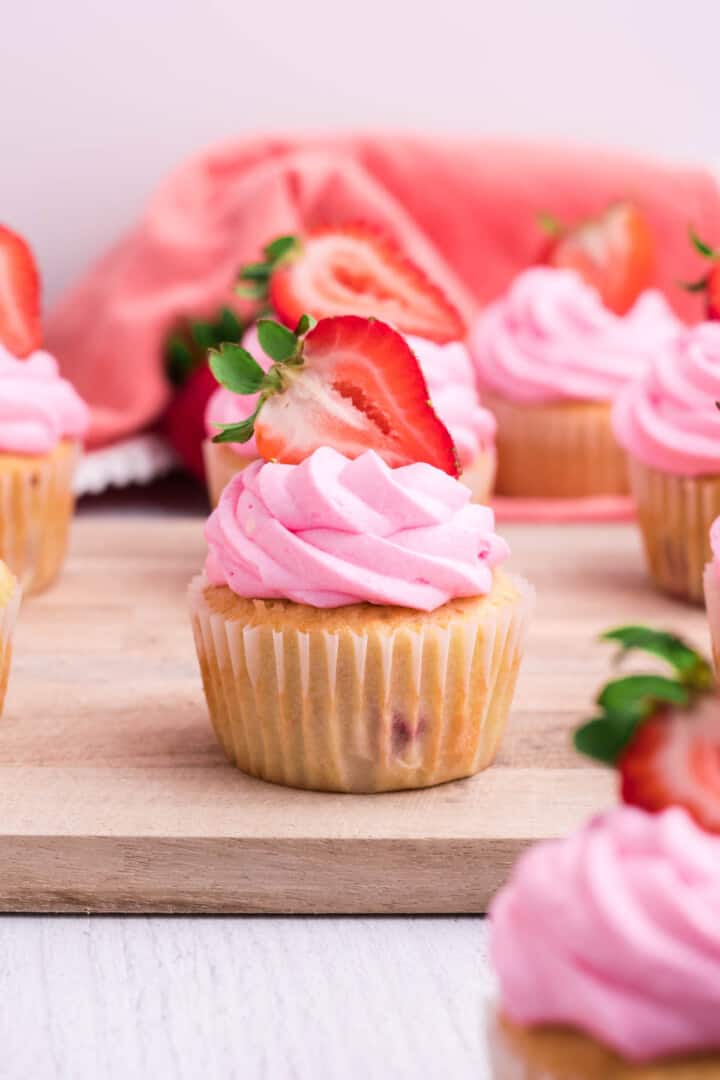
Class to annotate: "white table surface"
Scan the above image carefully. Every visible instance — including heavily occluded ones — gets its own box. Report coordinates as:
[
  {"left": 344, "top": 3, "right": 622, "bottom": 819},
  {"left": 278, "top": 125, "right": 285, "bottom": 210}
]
[{"left": 3, "top": 479, "right": 495, "bottom": 1080}]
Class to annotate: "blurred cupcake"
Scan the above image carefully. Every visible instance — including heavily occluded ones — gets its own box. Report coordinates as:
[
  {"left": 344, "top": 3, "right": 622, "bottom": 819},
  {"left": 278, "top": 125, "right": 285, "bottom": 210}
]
[
  {"left": 407, "top": 336, "right": 496, "bottom": 502},
  {"left": 469, "top": 267, "right": 681, "bottom": 498},
  {"left": 704, "top": 518, "right": 720, "bottom": 670},
  {"left": 190, "top": 314, "right": 531, "bottom": 792},
  {"left": 614, "top": 322, "right": 720, "bottom": 603},
  {"left": 203, "top": 326, "right": 267, "bottom": 507},
  {"left": 488, "top": 805, "right": 720, "bottom": 1078},
  {"left": 0, "top": 562, "right": 20, "bottom": 715}
]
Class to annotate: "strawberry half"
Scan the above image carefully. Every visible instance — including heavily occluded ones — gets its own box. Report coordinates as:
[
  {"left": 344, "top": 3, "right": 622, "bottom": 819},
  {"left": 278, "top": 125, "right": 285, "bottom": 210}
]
[
  {"left": 574, "top": 625, "right": 719, "bottom": 832},
  {"left": 208, "top": 314, "right": 459, "bottom": 476},
  {"left": 682, "top": 228, "right": 720, "bottom": 320},
  {"left": 541, "top": 202, "right": 653, "bottom": 315},
  {"left": 0, "top": 225, "right": 41, "bottom": 356},
  {"left": 237, "top": 226, "right": 466, "bottom": 344},
  {"left": 619, "top": 699, "right": 720, "bottom": 833}
]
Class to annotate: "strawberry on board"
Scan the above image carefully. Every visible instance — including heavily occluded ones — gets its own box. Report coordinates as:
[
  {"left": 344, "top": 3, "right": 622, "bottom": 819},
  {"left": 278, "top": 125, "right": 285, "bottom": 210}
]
[
  {"left": 236, "top": 226, "right": 466, "bottom": 344},
  {"left": 0, "top": 224, "right": 41, "bottom": 357},
  {"left": 539, "top": 202, "right": 654, "bottom": 315},
  {"left": 208, "top": 313, "right": 459, "bottom": 476},
  {"left": 574, "top": 625, "right": 720, "bottom": 833},
  {"left": 682, "top": 228, "right": 720, "bottom": 320}
]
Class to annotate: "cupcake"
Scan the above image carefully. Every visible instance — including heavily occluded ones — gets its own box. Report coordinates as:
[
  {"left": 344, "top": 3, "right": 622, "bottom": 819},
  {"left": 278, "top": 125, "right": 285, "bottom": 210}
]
[
  {"left": 190, "top": 313, "right": 532, "bottom": 792},
  {"left": 704, "top": 519, "right": 720, "bottom": 670},
  {"left": 203, "top": 326, "right": 266, "bottom": 507},
  {"left": 406, "top": 336, "right": 496, "bottom": 502},
  {"left": 488, "top": 805, "right": 720, "bottom": 1078},
  {"left": 613, "top": 322, "right": 720, "bottom": 603},
  {"left": 0, "top": 562, "right": 20, "bottom": 714},
  {"left": 0, "top": 227, "right": 89, "bottom": 594},
  {"left": 469, "top": 267, "right": 681, "bottom": 498}
]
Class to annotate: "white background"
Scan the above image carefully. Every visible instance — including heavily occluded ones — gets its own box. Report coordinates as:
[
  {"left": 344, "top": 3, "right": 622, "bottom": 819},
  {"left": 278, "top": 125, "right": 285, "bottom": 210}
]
[{"left": 2, "top": 0, "right": 718, "bottom": 305}]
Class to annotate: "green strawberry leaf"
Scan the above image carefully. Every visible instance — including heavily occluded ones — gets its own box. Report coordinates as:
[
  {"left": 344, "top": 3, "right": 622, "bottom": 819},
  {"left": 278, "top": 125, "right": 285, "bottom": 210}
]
[
  {"left": 597, "top": 674, "right": 690, "bottom": 718},
  {"left": 679, "top": 274, "right": 711, "bottom": 294},
  {"left": 218, "top": 306, "right": 243, "bottom": 342},
  {"left": 257, "top": 319, "right": 299, "bottom": 362},
  {"left": 602, "top": 626, "right": 713, "bottom": 690},
  {"left": 165, "top": 337, "right": 194, "bottom": 386},
  {"left": 209, "top": 343, "right": 265, "bottom": 394},
  {"left": 239, "top": 262, "right": 272, "bottom": 283},
  {"left": 235, "top": 280, "right": 270, "bottom": 300},
  {"left": 212, "top": 409, "right": 261, "bottom": 445},
  {"left": 264, "top": 235, "right": 299, "bottom": 264},
  {"left": 537, "top": 211, "right": 562, "bottom": 237},
  {"left": 294, "top": 313, "right": 317, "bottom": 337},
  {"left": 191, "top": 321, "right": 219, "bottom": 349},
  {"left": 689, "top": 226, "right": 720, "bottom": 260},
  {"left": 574, "top": 714, "right": 638, "bottom": 766}
]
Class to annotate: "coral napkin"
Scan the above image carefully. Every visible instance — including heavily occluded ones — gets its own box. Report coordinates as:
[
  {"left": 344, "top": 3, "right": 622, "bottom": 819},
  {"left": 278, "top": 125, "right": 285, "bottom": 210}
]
[{"left": 46, "top": 134, "right": 720, "bottom": 448}]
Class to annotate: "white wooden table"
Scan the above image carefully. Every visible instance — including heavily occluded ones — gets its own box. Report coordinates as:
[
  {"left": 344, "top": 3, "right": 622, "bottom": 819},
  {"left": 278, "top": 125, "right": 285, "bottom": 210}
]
[{"left": 1, "top": 479, "right": 495, "bottom": 1079}]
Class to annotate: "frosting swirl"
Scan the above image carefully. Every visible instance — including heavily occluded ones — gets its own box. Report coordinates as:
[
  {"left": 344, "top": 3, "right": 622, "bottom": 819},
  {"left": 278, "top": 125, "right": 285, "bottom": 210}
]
[
  {"left": 470, "top": 267, "right": 681, "bottom": 404},
  {"left": 205, "top": 446, "right": 509, "bottom": 610},
  {"left": 613, "top": 322, "right": 720, "bottom": 476},
  {"left": 490, "top": 806, "right": 720, "bottom": 1063},
  {"left": 0, "top": 346, "right": 89, "bottom": 454},
  {"left": 406, "top": 335, "right": 496, "bottom": 466}
]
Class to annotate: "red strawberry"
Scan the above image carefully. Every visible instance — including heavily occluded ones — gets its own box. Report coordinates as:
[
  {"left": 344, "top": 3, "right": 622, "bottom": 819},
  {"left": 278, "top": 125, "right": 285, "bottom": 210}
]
[
  {"left": 683, "top": 229, "right": 720, "bottom": 320},
  {"left": 238, "top": 225, "right": 466, "bottom": 343},
  {"left": 209, "top": 314, "right": 459, "bottom": 476},
  {"left": 541, "top": 202, "right": 653, "bottom": 315},
  {"left": 619, "top": 699, "right": 720, "bottom": 834},
  {"left": 160, "top": 361, "right": 217, "bottom": 480},
  {"left": 0, "top": 225, "right": 41, "bottom": 356}
]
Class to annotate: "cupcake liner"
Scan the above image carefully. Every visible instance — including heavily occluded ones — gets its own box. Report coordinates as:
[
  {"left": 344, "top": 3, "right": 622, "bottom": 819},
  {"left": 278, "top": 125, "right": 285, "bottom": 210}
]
[
  {"left": 704, "top": 564, "right": 720, "bottom": 672},
  {"left": 0, "top": 441, "right": 79, "bottom": 596},
  {"left": 189, "top": 573, "right": 533, "bottom": 793},
  {"left": 484, "top": 393, "right": 629, "bottom": 498},
  {"left": 460, "top": 448, "right": 497, "bottom": 504},
  {"left": 203, "top": 439, "right": 257, "bottom": 507},
  {"left": 0, "top": 577, "right": 20, "bottom": 716},
  {"left": 628, "top": 459, "right": 720, "bottom": 604}
]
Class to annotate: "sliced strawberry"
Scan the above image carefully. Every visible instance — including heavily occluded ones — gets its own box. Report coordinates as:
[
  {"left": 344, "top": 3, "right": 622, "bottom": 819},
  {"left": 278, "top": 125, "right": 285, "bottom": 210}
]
[
  {"left": 543, "top": 202, "right": 653, "bottom": 315},
  {"left": 0, "top": 225, "right": 41, "bottom": 356},
  {"left": 618, "top": 699, "right": 720, "bottom": 833},
  {"left": 210, "top": 314, "right": 459, "bottom": 476},
  {"left": 265, "top": 225, "right": 466, "bottom": 343}
]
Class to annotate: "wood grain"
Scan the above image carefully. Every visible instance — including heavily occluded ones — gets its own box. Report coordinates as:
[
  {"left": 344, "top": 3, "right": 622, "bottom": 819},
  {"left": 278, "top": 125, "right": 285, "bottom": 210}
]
[{"left": 0, "top": 517, "right": 708, "bottom": 913}]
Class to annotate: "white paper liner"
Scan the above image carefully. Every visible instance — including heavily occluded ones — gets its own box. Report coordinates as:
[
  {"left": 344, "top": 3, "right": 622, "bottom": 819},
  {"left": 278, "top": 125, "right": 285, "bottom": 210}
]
[
  {"left": 485, "top": 393, "right": 629, "bottom": 498},
  {"left": 0, "top": 442, "right": 78, "bottom": 595},
  {"left": 0, "top": 577, "right": 20, "bottom": 716},
  {"left": 188, "top": 574, "right": 534, "bottom": 793},
  {"left": 75, "top": 434, "right": 178, "bottom": 496},
  {"left": 629, "top": 458, "right": 720, "bottom": 604},
  {"left": 202, "top": 439, "right": 257, "bottom": 508}
]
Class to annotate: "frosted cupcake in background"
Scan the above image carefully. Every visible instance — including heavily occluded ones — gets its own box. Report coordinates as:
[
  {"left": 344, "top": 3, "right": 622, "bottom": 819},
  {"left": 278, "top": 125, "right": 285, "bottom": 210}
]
[
  {"left": 704, "top": 518, "right": 720, "bottom": 669},
  {"left": 614, "top": 322, "right": 720, "bottom": 603},
  {"left": 0, "top": 226, "right": 89, "bottom": 594},
  {"left": 190, "top": 314, "right": 532, "bottom": 792},
  {"left": 469, "top": 267, "right": 681, "bottom": 498}
]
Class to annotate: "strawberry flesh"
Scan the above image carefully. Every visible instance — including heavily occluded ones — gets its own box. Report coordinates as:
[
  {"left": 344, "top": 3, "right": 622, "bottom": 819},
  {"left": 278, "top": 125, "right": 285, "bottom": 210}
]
[
  {"left": 618, "top": 697, "right": 720, "bottom": 833},
  {"left": 254, "top": 315, "right": 459, "bottom": 475},
  {"left": 545, "top": 203, "right": 653, "bottom": 315},
  {"left": 0, "top": 225, "right": 41, "bottom": 356},
  {"left": 269, "top": 225, "right": 465, "bottom": 344}
]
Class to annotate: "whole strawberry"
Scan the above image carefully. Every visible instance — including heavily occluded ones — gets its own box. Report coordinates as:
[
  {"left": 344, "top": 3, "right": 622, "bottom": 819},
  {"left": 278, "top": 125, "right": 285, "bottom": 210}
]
[{"left": 575, "top": 625, "right": 719, "bottom": 833}]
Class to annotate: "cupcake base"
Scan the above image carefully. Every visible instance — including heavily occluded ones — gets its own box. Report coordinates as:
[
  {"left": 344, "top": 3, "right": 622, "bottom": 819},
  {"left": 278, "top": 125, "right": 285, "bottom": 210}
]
[
  {"left": 0, "top": 440, "right": 79, "bottom": 595},
  {"left": 189, "top": 572, "right": 533, "bottom": 793},
  {"left": 704, "top": 564, "right": 720, "bottom": 671},
  {"left": 460, "top": 448, "right": 497, "bottom": 504},
  {"left": 488, "top": 1009, "right": 720, "bottom": 1079},
  {"left": 0, "top": 566, "right": 20, "bottom": 716},
  {"left": 203, "top": 439, "right": 256, "bottom": 508},
  {"left": 628, "top": 459, "right": 720, "bottom": 604},
  {"left": 484, "top": 394, "right": 628, "bottom": 498}
]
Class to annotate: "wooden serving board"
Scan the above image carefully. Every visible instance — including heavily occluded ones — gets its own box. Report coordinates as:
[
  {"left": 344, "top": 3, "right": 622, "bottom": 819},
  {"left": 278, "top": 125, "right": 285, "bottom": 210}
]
[{"left": 0, "top": 515, "right": 708, "bottom": 914}]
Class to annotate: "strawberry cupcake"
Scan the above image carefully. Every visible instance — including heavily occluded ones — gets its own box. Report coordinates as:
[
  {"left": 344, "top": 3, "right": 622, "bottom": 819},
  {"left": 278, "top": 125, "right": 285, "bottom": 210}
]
[
  {"left": 0, "top": 227, "right": 89, "bottom": 594},
  {"left": 190, "top": 315, "right": 532, "bottom": 792},
  {"left": 469, "top": 267, "right": 681, "bottom": 498},
  {"left": 704, "top": 518, "right": 720, "bottom": 671},
  {"left": 613, "top": 322, "right": 720, "bottom": 603}
]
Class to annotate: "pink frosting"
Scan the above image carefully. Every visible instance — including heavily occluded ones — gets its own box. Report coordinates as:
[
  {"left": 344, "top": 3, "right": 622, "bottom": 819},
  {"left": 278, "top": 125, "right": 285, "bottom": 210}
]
[
  {"left": 204, "top": 446, "right": 509, "bottom": 609},
  {"left": 490, "top": 806, "right": 720, "bottom": 1063},
  {"left": 406, "top": 335, "right": 496, "bottom": 466},
  {"left": 0, "top": 346, "right": 89, "bottom": 454},
  {"left": 613, "top": 322, "right": 720, "bottom": 476},
  {"left": 470, "top": 267, "right": 682, "bottom": 404},
  {"left": 204, "top": 326, "right": 269, "bottom": 458}
]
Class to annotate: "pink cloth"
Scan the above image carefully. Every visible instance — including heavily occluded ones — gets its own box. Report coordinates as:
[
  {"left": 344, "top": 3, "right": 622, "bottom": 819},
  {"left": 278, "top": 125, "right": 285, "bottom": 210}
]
[{"left": 46, "top": 135, "right": 720, "bottom": 449}]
